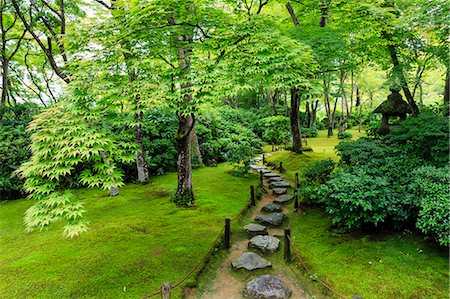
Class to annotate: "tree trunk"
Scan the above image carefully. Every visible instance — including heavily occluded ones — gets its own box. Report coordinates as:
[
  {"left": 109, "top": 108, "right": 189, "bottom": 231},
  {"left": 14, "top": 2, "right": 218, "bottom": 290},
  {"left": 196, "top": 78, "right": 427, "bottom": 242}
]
[
  {"left": 175, "top": 113, "right": 194, "bottom": 203},
  {"left": 290, "top": 88, "right": 302, "bottom": 153},
  {"left": 286, "top": 2, "right": 300, "bottom": 27},
  {"left": 323, "top": 78, "right": 337, "bottom": 137},
  {"left": 311, "top": 100, "right": 319, "bottom": 128},
  {"left": 134, "top": 110, "right": 149, "bottom": 183},
  {"left": 320, "top": 2, "right": 329, "bottom": 27},
  {"left": 444, "top": 70, "right": 449, "bottom": 116},
  {"left": 190, "top": 124, "right": 203, "bottom": 166},
  {"left": 305, "top": 101, "right": 311, "bottom": 128},
  {"left": 1, "top": 62, "right": 8, "bottom": 106}
]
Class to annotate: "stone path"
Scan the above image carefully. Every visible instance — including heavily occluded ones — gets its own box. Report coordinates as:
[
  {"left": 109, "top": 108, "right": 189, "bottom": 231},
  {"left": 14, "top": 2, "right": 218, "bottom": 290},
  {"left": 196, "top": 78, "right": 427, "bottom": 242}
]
[{"left": 192, "top": 156, "right": 309, "bottom": 299}]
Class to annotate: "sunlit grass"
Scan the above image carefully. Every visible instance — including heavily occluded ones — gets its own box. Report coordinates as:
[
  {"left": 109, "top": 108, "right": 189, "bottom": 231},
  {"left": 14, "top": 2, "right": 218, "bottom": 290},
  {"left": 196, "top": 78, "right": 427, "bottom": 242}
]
[{"left": 0, "top": 164, "right": 257, "bottom": 299}]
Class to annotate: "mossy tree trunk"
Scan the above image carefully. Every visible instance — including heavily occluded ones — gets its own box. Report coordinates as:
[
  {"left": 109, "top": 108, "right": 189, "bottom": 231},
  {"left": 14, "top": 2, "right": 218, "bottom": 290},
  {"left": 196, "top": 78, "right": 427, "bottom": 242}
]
[{"left": 290, "top": 87, "right": 302, "bottom": 153}]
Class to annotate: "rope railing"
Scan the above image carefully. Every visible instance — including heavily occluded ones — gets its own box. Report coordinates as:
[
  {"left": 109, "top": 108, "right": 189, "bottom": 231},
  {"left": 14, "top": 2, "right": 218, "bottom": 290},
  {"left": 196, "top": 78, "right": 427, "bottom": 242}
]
[{"left": 140, "top": 184, "right": 256, "bottom": 298}]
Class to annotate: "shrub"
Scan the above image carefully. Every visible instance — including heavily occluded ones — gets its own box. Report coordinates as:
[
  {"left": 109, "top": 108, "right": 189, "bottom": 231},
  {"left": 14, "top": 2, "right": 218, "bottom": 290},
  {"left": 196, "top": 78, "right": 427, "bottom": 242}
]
[
  {"left": 410, "top": 166, "right": 450, "bottom": 246},
  {"left": 337, "top": 131, "right": 352, "bottom": 139},
  {"left": 385, "top": 112, "right": 449, "bottom": 166},
  {"left": 261, "top": 115, "right": 291, "bottom": 146},
  {"left": 302, "top": 158, "right": 335, "bottom": 185},
  {"left": 318, "top": 170, "right": 408, "bottom": 229},
  {"left": 302, "top": 126, "right": 318, "bottom": 138},
  {"left": 0, "top": 103, "right": 40, "bottom": 200}
]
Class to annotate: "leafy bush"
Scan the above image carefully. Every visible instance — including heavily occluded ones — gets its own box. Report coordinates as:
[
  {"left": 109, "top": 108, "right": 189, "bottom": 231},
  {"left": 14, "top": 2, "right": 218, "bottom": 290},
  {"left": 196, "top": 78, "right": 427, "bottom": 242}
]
[
  {"left": 410, "top": 166, "right": 450, "bottom": 246},
  {"left": 302, "top": 126, "right": 318, "bottom": 137},
  {"left": 385, "top": 112, "right": 449, "bottom": 166},
  {"left": 0, "top": 103, "right": 40, "bottom": 200},
  {"left": 337, "top": 131, "right": 352, "bottom": 139},
  {"left": 336, "top": 138, "right": 390, "bottom": 166},
  {"left": 302, "top": 158, "right": 335, "bottom": 185},
  {"left": 261, "top": 115, "right": 290, "bottom": 146},
  {"left": 318, "top": 170, "right": 408, "bottom": 229}
]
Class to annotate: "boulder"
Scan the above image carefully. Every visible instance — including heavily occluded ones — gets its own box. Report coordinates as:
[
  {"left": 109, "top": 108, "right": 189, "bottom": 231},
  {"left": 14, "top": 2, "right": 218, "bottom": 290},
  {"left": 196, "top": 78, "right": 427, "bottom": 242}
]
[
  {"left": 270, "top": 181, "right": 291, "bottom": 189},
  {"left": 248, "top": 235, "right": 280, "bottom": 253},
  {"left": 274, "top": 195, "right": 293, "bottom": 204},
  {"left": 243, "top": 223, "right": 268, "bottom": 237},
  {"left": 232, "top": 252, "right": 272, "bottom": 271},
  {"left": 243, "top": 275, "right": 292, "bottom": 299},
  {"left": 272, "top": 188, "right": 287, "bottom": 195},
  {"left": 255, "top": 212, "right": 284, "bottom": 227},
  {"left": 262, "top": 203, "right": 282, "bottom": 213}
]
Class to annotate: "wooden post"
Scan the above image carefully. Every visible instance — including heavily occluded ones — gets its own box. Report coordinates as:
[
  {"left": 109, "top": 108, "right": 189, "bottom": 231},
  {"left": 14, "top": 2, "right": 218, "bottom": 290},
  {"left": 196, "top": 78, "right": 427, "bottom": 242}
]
[
  {"left": 284, "top": 228, "right": 291, "bottom": 262},
  {"left": 250, "top": 185, "right": 255, "bottom": 206},
  {"left": 259, "top": 170, "right": 264, "bottom": 187},
  {"left": 295, "top": 172, "right": 299, "bottom": 188},
  {"left": 161, "top": 282, "right": 171, "bottom": 299},
  {"left": 279, "top": 162, "right": 283, "bottom": 170},
  {"left": 262, "top": 154, "right": 265, "bottom": 164},
  {"left": 294, "top": 189, "right": 299, "bottom": 212},
  {"left": 224, "top": 218, "right": 230, "bottom": 249}
]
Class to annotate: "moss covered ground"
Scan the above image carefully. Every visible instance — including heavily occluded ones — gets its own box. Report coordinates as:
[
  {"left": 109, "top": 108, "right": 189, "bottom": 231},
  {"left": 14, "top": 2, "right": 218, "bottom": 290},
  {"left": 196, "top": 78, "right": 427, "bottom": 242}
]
[
  {"left": 264, "top": 129, "right": 449, "bottom": 299},
  {"left": 0, "top": 164, "right": 257, "bottom": 299}
]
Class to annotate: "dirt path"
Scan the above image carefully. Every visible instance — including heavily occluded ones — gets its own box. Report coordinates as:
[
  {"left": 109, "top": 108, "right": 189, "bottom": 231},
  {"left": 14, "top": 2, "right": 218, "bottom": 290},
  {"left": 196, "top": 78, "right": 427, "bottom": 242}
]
[{"left": 189, "top": 168, "right": 310, "bottom": 299}]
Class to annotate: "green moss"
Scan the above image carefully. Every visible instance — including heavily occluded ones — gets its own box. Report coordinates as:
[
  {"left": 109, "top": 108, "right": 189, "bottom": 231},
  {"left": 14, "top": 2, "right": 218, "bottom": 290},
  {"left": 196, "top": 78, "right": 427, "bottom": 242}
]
[
  {"left": 265, "top": 129, "right": 449, "bottom": 299},
  {"left": 0, "top": 164, "right": 258, "bottom": 299}
]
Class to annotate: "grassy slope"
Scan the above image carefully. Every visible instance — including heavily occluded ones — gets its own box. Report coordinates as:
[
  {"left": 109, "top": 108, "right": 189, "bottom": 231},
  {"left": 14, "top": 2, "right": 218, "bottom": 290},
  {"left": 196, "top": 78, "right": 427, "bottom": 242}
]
[
  {"left": 0, "top": 164, "right": 257, "bottom": 299},
  {"left": 265, "top": 129, "right": 449, "bottom": 299}
]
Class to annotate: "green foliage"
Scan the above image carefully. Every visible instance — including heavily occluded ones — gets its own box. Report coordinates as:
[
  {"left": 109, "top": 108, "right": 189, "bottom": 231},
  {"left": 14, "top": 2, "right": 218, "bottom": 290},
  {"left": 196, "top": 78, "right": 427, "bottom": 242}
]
[
  {"left": 0, "top": 103, "right": 40, "bottom": 200},
  {"left": 385, "top": 112, "right": 449, "bottom": 166},
  {"left": 18, "top": 103, "right": 138, "bottom": 237},
  {"left": 410, "top": 166, "right": 450, "bottom": 246},
  {"left": 262, "top": 115, "right": 290, "bottom": 146},
  {"left": 302, "top": 126, "right": 318, "bottom": 138},
  {"left": 337, "top": 131, "right": 353, "bottom": 139},
  {"left": 318, "top": 171, "right": 407, "bottom": 229},
  {"left": 302, "top": 158, "right": 336, "bottom": 185}
]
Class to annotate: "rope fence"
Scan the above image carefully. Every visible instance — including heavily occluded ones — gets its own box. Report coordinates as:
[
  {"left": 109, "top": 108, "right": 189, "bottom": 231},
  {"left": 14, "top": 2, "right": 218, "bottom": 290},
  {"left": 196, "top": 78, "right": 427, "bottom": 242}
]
[{"left": 141, "top": 182, "right": 256, "bottom": 298}]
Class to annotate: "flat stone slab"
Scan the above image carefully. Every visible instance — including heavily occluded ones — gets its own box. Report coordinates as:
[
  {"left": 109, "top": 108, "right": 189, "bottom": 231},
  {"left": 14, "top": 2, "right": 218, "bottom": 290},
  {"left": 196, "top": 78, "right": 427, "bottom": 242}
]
[
  {"left": 262, "top": 203, "right": 282, "bottom": 213},
  {"left": 268, "top": 177, "right": 283, "bottom": 183},
  {"left": 263, "top": 172, "right": 280, "bottom": 178},
  {"left": 248, "top": 235, "right": 280, "bottom": 253},
  {"left": 270, "top": 181, "right": 291, "bottom": 188},
  {"left": 251, "top": 165, "right": 266, "bottom": 170},
  {"left": 255, "top": 212, "right": 284, "bottom": 227},
  {"left": 243, "top": 223, "right": 268, "bottom": 237},
  {"left": 243, "top": 275, "right": 292, "bottom": 299},
  {"left": 232, "top": 252, "right": 272, "bottom": 271},
  {"left": 274, "top": 195, "right": 293, "bottom": 204},
  {"left": 272, "top": 188, "right": 287, "bottom": 195}
]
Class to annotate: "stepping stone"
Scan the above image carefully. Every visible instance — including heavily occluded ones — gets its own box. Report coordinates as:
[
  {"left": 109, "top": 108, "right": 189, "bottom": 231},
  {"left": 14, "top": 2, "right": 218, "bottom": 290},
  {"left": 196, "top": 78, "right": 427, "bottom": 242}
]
[
  {"left": 274, "top": 195, "right": 293, "bottom": 204},
  {"left": 268, "top": 176, "right": 283, "bottom": 183},
  {"left": 255, "top": 212, "right": 284, "bottom": 227},
  {"left": 232, "top": 252, "right": 272, "bottom": 271},
  {"left": 251, "top": 165, "right": 266, "bottom": 171},
  {"left": 270, "top": 181, "right": 291, "bottom": 188},
  {"left": 243, "top": 223, "right": 268, "bottom": 237},
  {"left": 248, "top": 235, "right": 280, "bottom": 253},
  {"left": 272, "top": 188, "right": 287, "bottom": 195},
  {"left": 243, "top": 275, "right": 292, "bottom": 299},
  {"left": 262, "top": 203, "right": 282, "bottom": 213},
  {"left": 263, "top": 172, "right": 279, "bottom": 178}
]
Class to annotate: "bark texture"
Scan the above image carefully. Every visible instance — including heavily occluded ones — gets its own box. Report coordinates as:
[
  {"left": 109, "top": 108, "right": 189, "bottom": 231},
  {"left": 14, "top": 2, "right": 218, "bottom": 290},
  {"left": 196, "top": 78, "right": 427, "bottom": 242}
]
[{"left": 290, "top": 88, "right": 302, "bottom": 153}]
